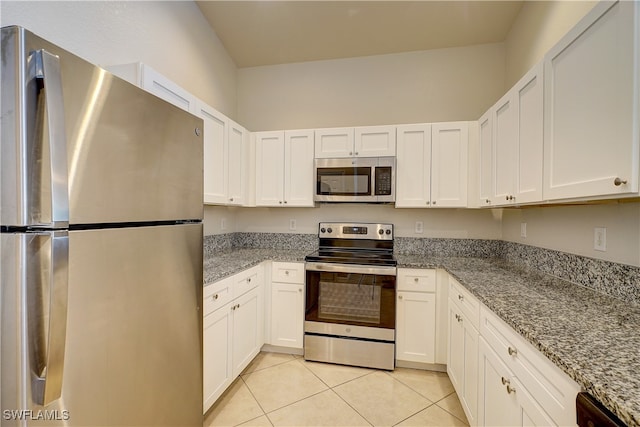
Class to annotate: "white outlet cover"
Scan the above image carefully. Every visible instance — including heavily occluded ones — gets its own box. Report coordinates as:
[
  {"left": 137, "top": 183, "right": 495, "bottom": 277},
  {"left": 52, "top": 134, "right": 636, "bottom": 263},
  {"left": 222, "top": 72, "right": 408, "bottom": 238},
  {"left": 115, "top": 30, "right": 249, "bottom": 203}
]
[
  {"left": 221, "top": 218, "right": 227, "bottom": 230},
  {"left": 415, "top": 221, "right": 424, "bottom": 234},
  {"left": 594, "top": 227, "right": 606, "bottom": 251},
  {"left": 289, "top": 219, "right": 297, "bottom": 231},
  {"left": 520, "top": 223, "right": 527, "bottom": 238}
]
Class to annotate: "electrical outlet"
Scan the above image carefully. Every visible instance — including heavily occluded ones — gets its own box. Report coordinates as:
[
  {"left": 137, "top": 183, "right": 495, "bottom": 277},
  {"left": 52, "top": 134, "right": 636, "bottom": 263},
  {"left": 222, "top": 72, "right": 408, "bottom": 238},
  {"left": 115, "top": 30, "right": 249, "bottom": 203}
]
[
  {"left": 221, "top": 218, "right": 227, "bottom": 231},
  {"left": 415, "top": 221, "right": 424, "bottom": 234},
  {"left": 520, "top": 223, "right": 527, "bottom": 238},
  {"left": 594, "top": 227, "right": 606, "bottom": 251},
  {"left": 289, "top": 219, "right": 297, "bottom": 231}
]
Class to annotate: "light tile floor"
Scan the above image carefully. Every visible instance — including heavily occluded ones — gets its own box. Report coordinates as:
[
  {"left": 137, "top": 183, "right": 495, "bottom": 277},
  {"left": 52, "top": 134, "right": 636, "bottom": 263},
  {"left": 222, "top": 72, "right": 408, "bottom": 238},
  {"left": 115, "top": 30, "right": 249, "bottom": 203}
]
[{"left": 204, "top": 352, "right": 470, "bottom": 427}]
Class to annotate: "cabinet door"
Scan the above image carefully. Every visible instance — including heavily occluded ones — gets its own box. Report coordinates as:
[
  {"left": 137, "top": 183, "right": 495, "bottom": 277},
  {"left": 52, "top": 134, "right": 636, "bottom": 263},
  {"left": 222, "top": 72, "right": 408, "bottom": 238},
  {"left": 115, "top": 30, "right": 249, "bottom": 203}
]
[
  {"left": 431, "top": 123, "right": 468, "bottom": 207},
  {"left": 478, "top": 111, "right": 493, "bottom": 207},
  {"left": 462, "top": 319, "right": 479, "bottom": 426},
  {"left": 227, "top": 120, "right": 248, "bottom": 206},
  {"left": 396, "top": 291, "right": 436, "bottom": 363},
  {"left": 515, "top": 63, "right": 544, "bottom": 204},
  {"left": 492, "top": 93, "right": 517, "bottom": 206},
  {"left": 232, "top": 288, "right": 261, "bottom": 377},
  {"left": 448, "top": 303, "right": 464, "bottom": 391},
  {"left": 478, "top": 338, "right": 519, "bottom": 427},
  {"left": 314, "top": 128, "right": 354, "bottom": 158},
  {"left": 270, "top": 282, "right": 304, "bottom": 349},
  {"left": 355, "top": 125, "right": 396, "bottom": 157},
  {"left": 203, "top": 304, "right": 233, "bottom": 412},
  {"left": 396, "top": 124, "right": 432, "bottom": 208},
  {"left": 141, "top": 65, "right": 196, "bottom": 114},
  {"left": 198, "top": 102, "right": 228, "bottom": 205},
  {"left": 284, "top": 130, "right": 315, "bottom": 207},
  {"left": 544, "top": 0, "right": 639, "bottom": 200},
  {"left": 255, "top": 131, "right": 285, "bottom": 206}
]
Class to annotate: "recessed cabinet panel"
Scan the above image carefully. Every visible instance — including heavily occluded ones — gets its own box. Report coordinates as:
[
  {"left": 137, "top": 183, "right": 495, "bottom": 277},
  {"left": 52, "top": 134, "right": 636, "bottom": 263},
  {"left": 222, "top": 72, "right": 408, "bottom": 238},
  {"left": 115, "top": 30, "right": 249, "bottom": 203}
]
[
  {"left": 431, "top": 123, "right": 468, "bottom": 207},
  {"left": 396, "top": 124, "right": 432, "bottom": 207},
  {"left": 355, "top": 125, "right": 397, "bottom": 157},
  {"left": 492, "top": 95, "right": 517, "bottom": 205},
  {"left": 544, "top": 0, "right": 639, "bottom": 199},
  {"left": 200, "top": 105, "right": 228, "bottom": 205},
  {"left": 203, "top": 304, "right": 232, "bottom": 411},
  {"left": 516, "top": 66, "right": 543, "bottom": 203},
  {"left": 228, "top": 121, "right": 248, "bottom": 205},
  {"left": 255, "top": 132, "right": 286, "bottom": 206},
  {"left": 478, "top": 112, "right": 493, "bottom": 207},
  {"left": 284, "top": 130, "right": 315, "bottom": 207},
  {"left": 396, "top": 292, "right": 436, "bottom": 363},
  {"left": 314, "top": 128, "right": 354, "bottom": 158}
]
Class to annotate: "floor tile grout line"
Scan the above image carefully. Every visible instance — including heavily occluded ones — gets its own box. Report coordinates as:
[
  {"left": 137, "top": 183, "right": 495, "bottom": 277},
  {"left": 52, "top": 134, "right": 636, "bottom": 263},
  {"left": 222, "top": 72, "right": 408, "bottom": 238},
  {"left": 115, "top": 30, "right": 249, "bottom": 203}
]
[
  {"left": 433, "top": 391, "right": 470, "bottom": 425},
  {"left": 234, "top": 375, "right": 271, "bottom": 426},
  {"left": 327, "top": 387, "right": 374, "bottom": 427},
  {"left": 390, "top": 401, "right": 438, "bottom": 427},
  {"left": 241, "top": 354, "right": 297, "bottom": 377}
]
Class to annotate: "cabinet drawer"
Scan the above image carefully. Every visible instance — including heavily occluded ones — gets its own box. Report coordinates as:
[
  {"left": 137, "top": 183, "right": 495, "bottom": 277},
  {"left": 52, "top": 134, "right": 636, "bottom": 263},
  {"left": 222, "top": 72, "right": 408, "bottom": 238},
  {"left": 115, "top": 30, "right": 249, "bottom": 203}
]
[
  {"left": 397, "top": 268, "right": 436, "bottom": 292},
  {"left": 272, "top": 262, "right": 304, "bottom": 284},
  {"left": 449, "top": 276, "right": 480, "bottom": 329},
  {"left": 203, "top": 277, "right": 233, "bottom": 316},
  {"left": 234, "top": 265, "right": 262, "bottom": 298},
  {"left": 480, "top": 307, "right": 580, "bottom": 426}
]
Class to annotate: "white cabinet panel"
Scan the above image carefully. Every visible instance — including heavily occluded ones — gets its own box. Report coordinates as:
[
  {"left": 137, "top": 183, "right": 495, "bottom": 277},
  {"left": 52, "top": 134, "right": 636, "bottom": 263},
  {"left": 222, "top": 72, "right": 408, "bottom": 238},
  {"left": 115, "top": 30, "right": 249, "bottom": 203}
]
[
  {"left": 228, "top": 120, "right": 248, "bottom": 205},
  {"left": 141, "top": 65, "right": 196, "bottom": 113},
  {"left": 396, "top": 291, "right": 436, "bottom": 363},
  {"left": 199, "top": 103, "right": 228, "bottom": 205},
  {"left": 270, "top": 282, "right": 304, "bottom": 349},
  {"left": 232, "top": 288, "right": 261, "bottom": 377},
  {"left": 492, "top": 94, "right": 517, "bottom": 205},
  {"left": 478, "top": 111, "right": 493, "bottom": 207},
  {"left": 314, "top": 128, "right": 354, "bottom": 158},
  {"left": 396, "top": 124, "right": 432, "bottom": 207},
  {"left": 431, "top": 123, "right": 468, "bottom": 207},
  {"left": 355, "top": 125, "right": 396, "bottom": 157},
  {"left": 284, "top": 130, "right": 315, "bottom": 207},
  {"left": 544, "top": 0, "right": 639, "bottom": 200},
  {"left": 255, "top": 132, "right": 286, "bottom": 206},
  {"left": 203, "top": 303, "right": 232, "bottom": 411}
]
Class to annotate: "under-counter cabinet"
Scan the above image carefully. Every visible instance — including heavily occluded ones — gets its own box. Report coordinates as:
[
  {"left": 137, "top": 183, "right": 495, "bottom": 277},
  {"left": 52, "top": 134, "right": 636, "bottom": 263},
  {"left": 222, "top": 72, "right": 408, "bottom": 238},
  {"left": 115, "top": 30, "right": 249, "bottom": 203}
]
[
  {"left": 543, "top": 0, "right": 640, "bottom": 201},
  {"left": 255, "top": 130, "right": 315, "bottom": 207},
  {"left": 447, "top": 276, "right": 479, "bottom": 426},
  {"left": 203, "top": 265, "right": 264, "bottom": 413},
  {"left": 396, "top": 269, "right": 437, "bottom": 364},
  {"left": 268, "top": 262, "right": 305, "bottom": 349},
  {"left": 198, "top": 101, "right": 248, "bottom": 205},
  {"left": 478, "top": 306, "right": 580, "bottom": 426},
  {"left": 396, "top": 122, "right": 469, "bottom": 208},
  {"left": 314, "top": 125, "right": 396, "bottom": 158}
]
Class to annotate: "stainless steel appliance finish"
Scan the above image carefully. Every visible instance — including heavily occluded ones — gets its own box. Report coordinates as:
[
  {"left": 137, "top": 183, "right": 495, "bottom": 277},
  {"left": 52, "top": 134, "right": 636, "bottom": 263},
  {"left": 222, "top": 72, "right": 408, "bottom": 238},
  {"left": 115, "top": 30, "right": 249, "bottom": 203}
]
[
  {"left": 304, "top": 223, "right": 397, "bottom": 370},
  {"left": 1, "top": 26, "right": 203, "bottom": 426},
  {"left": 314, "top": 157, "right": 396, "bottom": 203}
]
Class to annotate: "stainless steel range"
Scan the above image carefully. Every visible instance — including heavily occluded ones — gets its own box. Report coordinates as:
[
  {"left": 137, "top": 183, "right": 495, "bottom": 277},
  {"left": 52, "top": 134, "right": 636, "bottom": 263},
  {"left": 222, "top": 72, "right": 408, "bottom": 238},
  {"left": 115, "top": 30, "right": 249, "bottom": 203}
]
[{"left": 304, "top": 222, "right": 397, "bottom": 370}]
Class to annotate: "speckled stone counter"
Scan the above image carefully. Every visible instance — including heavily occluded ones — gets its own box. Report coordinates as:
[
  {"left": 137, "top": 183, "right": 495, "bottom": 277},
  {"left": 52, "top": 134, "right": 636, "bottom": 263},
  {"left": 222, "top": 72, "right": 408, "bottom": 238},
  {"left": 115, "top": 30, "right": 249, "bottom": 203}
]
[
  {"left": 397, "top": 255, "right": 640, "bottom": 427},
  {"left": 203, "top": 248, "right": 310, "bottom": 284}
]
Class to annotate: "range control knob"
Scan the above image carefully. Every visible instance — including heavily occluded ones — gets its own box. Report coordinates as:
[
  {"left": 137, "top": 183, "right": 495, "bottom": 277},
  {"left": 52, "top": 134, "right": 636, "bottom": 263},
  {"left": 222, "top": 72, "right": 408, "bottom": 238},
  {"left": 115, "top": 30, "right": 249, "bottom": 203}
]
[
  {"left": 327, "top": 228, "right": 333, "bottom": 234},
  {"left": 320, "top": 228, "right": 326, "bottom": 233},
  {"left": 386, "top": 229, "right": 391, "bottom": 235},
  {"left": 378, "top": 229, "right": 384, "bottom": 235}
]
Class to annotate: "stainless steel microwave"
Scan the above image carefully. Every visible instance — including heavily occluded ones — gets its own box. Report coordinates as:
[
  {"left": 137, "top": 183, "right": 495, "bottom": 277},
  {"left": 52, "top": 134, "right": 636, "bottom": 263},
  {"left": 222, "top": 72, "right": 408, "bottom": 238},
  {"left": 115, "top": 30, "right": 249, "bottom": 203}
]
[{"left": 314, "top": 157, "right": 396, "bottom": 203}]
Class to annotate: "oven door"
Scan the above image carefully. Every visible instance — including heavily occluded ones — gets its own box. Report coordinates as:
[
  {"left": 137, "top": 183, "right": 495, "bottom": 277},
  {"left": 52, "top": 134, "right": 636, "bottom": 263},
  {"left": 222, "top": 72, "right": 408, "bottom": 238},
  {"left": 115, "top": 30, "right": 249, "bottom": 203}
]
[
  {"left": 304, "top": 262, "right": 397, "bottom": 369},
  {"left": 314, "top": 158, "right": 376, "bottom": 202}
]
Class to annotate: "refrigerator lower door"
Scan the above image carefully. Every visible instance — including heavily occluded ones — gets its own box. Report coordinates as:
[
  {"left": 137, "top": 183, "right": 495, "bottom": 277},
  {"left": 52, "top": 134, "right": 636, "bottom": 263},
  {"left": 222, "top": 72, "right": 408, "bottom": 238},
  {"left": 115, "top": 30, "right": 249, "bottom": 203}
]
[{"left": 1, "top": 224, "right": 203, "bottom": 426}]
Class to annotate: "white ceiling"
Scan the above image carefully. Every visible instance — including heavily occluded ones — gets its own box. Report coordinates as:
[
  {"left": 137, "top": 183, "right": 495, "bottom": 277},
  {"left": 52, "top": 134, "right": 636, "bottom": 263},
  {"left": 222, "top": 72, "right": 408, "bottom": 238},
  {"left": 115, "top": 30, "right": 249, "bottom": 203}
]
[{"left": 197, "top": 1, "right": 524, "bottom": 68}]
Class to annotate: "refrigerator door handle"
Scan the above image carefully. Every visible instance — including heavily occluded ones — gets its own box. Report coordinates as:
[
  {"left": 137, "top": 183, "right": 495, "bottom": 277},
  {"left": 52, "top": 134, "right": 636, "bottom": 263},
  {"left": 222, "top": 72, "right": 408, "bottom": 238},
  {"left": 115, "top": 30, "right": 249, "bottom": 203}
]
[
  {"left": 32, "top": 49, "right": 70, "bottom": 228},
  {"left": 31, "top": 230, "right": 69, "bottom": 406}
]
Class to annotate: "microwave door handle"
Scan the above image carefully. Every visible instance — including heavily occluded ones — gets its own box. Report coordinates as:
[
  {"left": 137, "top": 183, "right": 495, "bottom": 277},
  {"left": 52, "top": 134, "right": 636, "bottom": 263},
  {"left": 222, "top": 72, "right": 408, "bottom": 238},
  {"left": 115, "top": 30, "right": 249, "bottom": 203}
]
[
  {"left": 31, "top": 49, "right": 70, "bottom": 228},
  {"left": 30, "top": 231, "right": 69, "bottom": 406}
]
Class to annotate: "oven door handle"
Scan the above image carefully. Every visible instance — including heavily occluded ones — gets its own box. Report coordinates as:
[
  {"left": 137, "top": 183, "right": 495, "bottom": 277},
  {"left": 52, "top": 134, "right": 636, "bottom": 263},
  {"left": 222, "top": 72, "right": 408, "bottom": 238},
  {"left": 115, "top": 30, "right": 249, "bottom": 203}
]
[{"left": 305, "top": 262, "right": 396, "bottom": 276}]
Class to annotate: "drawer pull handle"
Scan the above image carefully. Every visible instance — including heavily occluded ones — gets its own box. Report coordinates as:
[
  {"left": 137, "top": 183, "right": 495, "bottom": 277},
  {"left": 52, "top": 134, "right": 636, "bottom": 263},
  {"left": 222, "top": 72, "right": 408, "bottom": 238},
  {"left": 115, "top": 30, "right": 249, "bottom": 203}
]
[
  {"left": 501, "top": 377, "right": 510, "bottom": 386},
  {"left": 614, "top": 177, "right": 627, "bottom": 186},
  {"left": 458, "top": 294, "right": 464, "bottom": 301},
  {"left": 455, "top": 314, "right": 463, "bottom": 323},
  {"left": 212, "top": 294, "right": 219, "bottom": 300},
  {"left": 506, "top": 384, "right": 516, "bottom": 394},
  {"left": 508, "top": 346, "right": 518, "bottom": 356}
]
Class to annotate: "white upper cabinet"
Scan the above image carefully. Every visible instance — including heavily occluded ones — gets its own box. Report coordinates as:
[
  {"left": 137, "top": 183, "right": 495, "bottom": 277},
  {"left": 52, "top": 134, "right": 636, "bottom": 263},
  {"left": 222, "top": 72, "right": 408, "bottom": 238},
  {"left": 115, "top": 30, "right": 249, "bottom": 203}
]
[
  {"left": 396, "top": 122, "right": 469, "bottom": 208},
  {"left": 315, "top": 125, "right": 396, "bottom": 158},
  {"left": 492, "top": 92, "right": 517, "bottom": 205},
  {"left": 478, "top": 111, "right": 493, "bottom": 207},
  {"left": 396, "top": 124, "right": 432, "bottom": 207},
  {"left": 255, "top": 130, "right": 315, "bottom": 207},
  {"left": 106, "top": 62, "right": 197, "bottom": 114},
  {"left": 431, "top": 122, "right": 469, "bottom": 208},
  {"left": 198, "top": 100, "right": 248, "bottom": 206},
  {"left": 543, "top": 0, "right": 639, "bottom": 200}
]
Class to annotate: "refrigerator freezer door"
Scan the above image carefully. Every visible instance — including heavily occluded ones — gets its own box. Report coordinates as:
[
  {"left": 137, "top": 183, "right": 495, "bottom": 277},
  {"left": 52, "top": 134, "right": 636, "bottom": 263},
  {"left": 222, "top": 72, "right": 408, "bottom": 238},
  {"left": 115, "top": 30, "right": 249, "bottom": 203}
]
[
  {"left": 1, "top": 26, "right": 203, "bottom": 227},
  {"left": 1, "top": 224, "right": 203, "bottom": 426}
]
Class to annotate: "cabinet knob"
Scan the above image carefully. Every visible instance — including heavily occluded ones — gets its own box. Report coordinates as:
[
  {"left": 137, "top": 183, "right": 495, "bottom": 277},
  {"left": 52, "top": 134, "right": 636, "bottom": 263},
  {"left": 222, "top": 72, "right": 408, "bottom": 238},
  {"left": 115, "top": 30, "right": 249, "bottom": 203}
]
[
  {"left": 247, "top": 277, "right": 251, "bottom": 283},
  {"left": 399, "top": 295, "right": 403, "bottom": 300},
  {"left": 458, "top": 294, "right": 464, "bottom": 301},
  {"left": 285, "top": 270, "right": 290, "bottom": 275},
  {"left": 501, "top": 377, "right": 510, "bottom": 386},
  {"left": 614, "top": 177, "right": 627, "bottom": 186},
  {"left": 485, "top": 199, "right": 490, "bottom": 204},
  {"left": 279, "top": 201, "right": 283, "bottom": 204},
  {"left": 229, "top": 197, "right": 234, "bottom": 202},
  {"left": 284, "top": 200, "right": 288, "bottom": 204},
  {"left": 508, "top": 346, "right": 518, "bottom": 356},
  {"left": 349, "top": 152, "right": 353, "bottom": 156},
  {"left": 212, "top": 294, "right": 219, "bottom": 300},
  {"left": 355, "top": 152, "right": 359, "bottom": 156},
  {"left": 414, "top": 278, "right": 419, "bottom": 282},
  {"left": 506, "top": 384, "right": 516, "bottom": 395},
  {"left": 432, "top": 201, "right": 436, "bottom": 205},
  {"left": 298, "top": 288, "right": 302, "bottom": 292}
]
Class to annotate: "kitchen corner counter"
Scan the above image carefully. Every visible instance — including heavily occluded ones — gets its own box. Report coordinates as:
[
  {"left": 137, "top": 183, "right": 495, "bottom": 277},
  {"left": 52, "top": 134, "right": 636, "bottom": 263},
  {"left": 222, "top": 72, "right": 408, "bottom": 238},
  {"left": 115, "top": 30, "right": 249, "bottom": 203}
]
[
  {"left": 203, "top": 248, "right": 310, "bottom": 285},
  {"left": 397, "top": 254, "right": 640, "bottom": 427}
]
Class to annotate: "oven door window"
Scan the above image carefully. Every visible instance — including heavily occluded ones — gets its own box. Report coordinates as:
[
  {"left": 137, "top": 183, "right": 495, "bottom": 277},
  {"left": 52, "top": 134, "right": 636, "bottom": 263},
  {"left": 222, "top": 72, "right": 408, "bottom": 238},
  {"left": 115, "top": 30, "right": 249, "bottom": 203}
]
[
  {"left": 316, "top": 167, "right": 372, "bottom": 196},
  {"left": 305, "top": 271, "right": 395, "bottom": 329}
]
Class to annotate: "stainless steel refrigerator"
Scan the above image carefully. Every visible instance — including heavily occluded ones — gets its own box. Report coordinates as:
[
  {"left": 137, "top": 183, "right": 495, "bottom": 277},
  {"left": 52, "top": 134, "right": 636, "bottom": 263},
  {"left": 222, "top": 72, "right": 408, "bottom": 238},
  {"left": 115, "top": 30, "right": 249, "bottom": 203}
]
[{"left": 1, "top": 26, "right": 203, "bottom": 426}]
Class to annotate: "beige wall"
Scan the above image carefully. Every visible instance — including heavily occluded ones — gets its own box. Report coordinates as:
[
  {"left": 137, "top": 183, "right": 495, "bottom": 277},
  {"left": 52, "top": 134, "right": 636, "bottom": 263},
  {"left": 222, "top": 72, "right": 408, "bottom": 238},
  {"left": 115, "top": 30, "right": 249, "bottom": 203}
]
[
  {"left": 0, "top": 1, "right": 238, "bottom": 118},
  {"left": 504, "top": 0, "right": 597, "bottom": 87},
  {"left": 237, "top": 43, "right": 506, "bottom": 131}
]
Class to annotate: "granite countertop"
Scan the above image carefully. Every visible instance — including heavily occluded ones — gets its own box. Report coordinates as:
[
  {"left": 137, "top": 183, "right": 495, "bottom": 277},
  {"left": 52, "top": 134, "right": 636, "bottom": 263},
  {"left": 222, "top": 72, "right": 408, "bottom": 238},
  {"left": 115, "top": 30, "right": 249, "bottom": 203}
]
[
  {"left": 204, "top": 249, "right": 639, "bottom": 426},
  {"left": 397, "top": 254, "right": 640, "bottom": 427}
]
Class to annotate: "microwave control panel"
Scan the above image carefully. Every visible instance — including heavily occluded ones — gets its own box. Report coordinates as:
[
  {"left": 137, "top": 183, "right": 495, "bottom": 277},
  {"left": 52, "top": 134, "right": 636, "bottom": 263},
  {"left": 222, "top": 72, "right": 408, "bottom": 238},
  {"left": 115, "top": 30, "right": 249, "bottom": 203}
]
[{"left": 375, "top": 167, "right": 393, "bottom": 195}]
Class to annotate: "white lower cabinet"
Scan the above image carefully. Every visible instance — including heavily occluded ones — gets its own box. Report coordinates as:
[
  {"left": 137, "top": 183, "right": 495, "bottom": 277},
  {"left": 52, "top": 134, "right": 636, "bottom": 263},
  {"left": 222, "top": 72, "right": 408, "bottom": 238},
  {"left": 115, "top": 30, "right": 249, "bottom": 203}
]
[
  {"left": 268, "top": 262, "right": 305, "bottom": 349},
  {"left": 396, "top": 269, "right": 437, "bottom": 364},
  {"left": 202, "top": 265, "right": 264, "bottom": 413}
]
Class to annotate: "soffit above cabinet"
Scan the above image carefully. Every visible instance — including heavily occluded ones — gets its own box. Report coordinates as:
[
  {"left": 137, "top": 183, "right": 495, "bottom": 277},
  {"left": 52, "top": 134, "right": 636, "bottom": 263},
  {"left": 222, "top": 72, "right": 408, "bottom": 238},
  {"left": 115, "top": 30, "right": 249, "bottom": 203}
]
[{"left": 196, "top": 1, "right": 524, "bottom": 68}]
